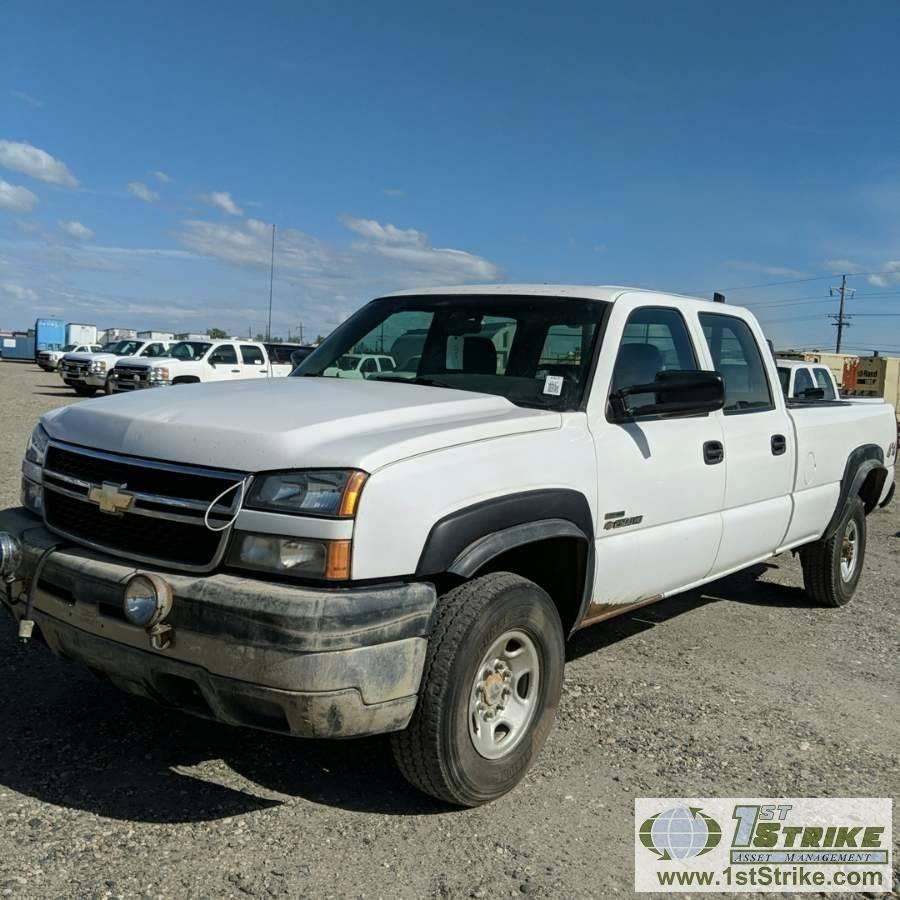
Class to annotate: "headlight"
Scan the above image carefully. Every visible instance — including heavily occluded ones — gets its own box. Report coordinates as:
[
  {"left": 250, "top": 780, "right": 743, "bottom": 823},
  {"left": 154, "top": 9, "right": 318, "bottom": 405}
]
[
  {"left": 227, "top": 533, "right": 351, "bottom": 579},
  {"left": 149, "top": 367, "right": 169, "bottom": 381},
  {"left": 91, "top": 360, "right": 107, "bottom": 373},
  {"left": 246, "top": 470, "right": 367, "bottom": 518},
  {"left": 25, "top": 424, "right": 49, "bottom": 466}
]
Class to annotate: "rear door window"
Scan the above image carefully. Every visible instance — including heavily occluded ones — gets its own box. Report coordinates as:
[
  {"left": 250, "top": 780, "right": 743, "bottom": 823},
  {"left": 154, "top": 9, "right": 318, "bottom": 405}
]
[
  {"left": 241, "top": 345, "right": 266, "bottom": 365},
  {"left": 793, "top": 368, "right": 815, "bottom": 397},
  {"left": 699, "top": 314, "right": 773, "bottom": 413}
]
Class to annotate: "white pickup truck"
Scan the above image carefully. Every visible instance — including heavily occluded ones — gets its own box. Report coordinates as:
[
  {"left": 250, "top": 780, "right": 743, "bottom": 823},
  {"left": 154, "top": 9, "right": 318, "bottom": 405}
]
[
  {"left": 59, "top": 339, "right": 171, "bottom": 396},
  {"left": 776, "top": 358, "right": 841, "bottom": 401},
  {"left": 109, "top": 339, "right": 290, "bottom": 391},
  {"left": 2, "top": 285, "right": 895, "bottom": 807},
  {"left": 37, "top": 343, "right": 103, "bottom": 372}
]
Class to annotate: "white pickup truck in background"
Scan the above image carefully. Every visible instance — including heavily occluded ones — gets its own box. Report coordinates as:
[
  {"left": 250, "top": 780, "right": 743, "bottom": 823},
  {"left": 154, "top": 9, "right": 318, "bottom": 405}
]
[
  {"left": 776, "top": 358, "right": 841, "bottom": 401},
  {"left": 37, "top": 343, "right": 103, "bottom": 372},
  {"left": 58, "top": 338, "right": 171, "bottom": 396},
  {"left": 109, "top": 339, "right": 289, "bottom": 391},
  {"left": 2, "top": 284, "right": 895, "bottom": 807}
]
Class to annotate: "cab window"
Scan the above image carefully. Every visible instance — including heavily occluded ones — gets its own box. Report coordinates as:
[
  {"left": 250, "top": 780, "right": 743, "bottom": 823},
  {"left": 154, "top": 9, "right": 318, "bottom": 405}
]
[
  {"left": 610, "top": 307, "right": 697, "bottom": 414},
  {"left": 699, "top": 314, "right": 773, "bottom": 413},
  {"left": 794, "top": 368, "right": 815, "bottom": 397},
  {"left": 210, "top": 344, "right": 238, "bottom": 365},
  {"left": 360, "top": 357, "right": 378, "bottom": 375},
  {"left": 241, "top": 345, "right": 265, "bottom": 365}
]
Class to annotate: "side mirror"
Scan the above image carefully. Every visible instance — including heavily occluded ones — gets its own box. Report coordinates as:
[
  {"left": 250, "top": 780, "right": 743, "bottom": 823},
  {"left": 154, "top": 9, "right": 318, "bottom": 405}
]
[{"left": 610, "top": 369, "right": 725, "bottom": 420}]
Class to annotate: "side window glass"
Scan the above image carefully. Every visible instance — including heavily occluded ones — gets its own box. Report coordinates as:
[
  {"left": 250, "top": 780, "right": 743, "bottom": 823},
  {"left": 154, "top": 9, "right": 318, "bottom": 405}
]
[
  {"left": 794, "top": 369, "right": 815, "bottom": 397},
  {"left": 360, "top": 357, "right": 377, "bottom": 375},
  {"left": 813, "top": 368, "right": 836, "bottom": 400},
  {"left": 210, "top": 344, "right": 238, "bottom": 365},
  {"left": 241, "top": 345, "right": 265, "bottom": 365},
  {"left": 699, "top": 314, "right": 773, "bottom": 413},
  {"left": 379, "top": 357, "right": 396, "bottom": 372},
  {"left": 610, "top": 307, "right": 697, "bottom": 414}
]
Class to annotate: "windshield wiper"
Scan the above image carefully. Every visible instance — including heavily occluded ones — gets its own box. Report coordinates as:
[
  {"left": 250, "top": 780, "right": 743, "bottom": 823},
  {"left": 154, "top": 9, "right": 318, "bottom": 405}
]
[{"left": 371, "top": 375, "right": 456, "bottom": 390}]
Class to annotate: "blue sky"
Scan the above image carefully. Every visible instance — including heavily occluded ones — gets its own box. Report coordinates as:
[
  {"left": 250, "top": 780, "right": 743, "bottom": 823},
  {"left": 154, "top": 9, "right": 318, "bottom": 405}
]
[{"left": 2, "top": 0, "right": 900, "bottom": 351}]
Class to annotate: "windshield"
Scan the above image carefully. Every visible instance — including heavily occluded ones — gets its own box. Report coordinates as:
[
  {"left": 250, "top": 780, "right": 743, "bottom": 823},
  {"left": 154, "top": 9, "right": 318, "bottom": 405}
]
[
  {"left": 777, "top": 367, "right": 791, "bottom": 394},
  {"left": 169, "top": 341, "right": 212, "bottom": 360},
  {"left": 294, "top": 294, "right": 609, "bottom": 410},
  {"left": 60, "top": 344, "right": 76, "bottom": 352},
  {"left": 107, "top": 340, "right": 142, "bottom": 356}
]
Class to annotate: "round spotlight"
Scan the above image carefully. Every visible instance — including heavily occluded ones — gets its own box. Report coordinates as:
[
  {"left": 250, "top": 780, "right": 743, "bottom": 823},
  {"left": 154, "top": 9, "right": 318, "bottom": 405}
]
[
  {"left": 0, "top": 533, "right": 23, "bottom": 579},
  {"left": 123, "top": 573, "right": 173, "bottom": 628}
]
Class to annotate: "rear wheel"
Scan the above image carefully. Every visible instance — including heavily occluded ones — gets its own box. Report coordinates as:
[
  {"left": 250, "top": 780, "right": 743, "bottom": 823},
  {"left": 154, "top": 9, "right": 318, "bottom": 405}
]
[
  {"left": 391, "top": 572, "right": 564, "bottom": 806},
  {"left": 800, "top": 496, "right": 866, "bottom": 607}
]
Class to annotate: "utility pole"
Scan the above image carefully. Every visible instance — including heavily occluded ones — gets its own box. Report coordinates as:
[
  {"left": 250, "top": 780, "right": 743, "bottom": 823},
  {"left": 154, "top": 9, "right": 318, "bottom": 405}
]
[
  {"left": 829, "top": 274, "right": 854, "bottom": 353},
  {"left": 297, "top": 321, "right": 304, "bottom": 344},
  {"left": 266, "top": 224, "right": 276, "bottom": 341}
]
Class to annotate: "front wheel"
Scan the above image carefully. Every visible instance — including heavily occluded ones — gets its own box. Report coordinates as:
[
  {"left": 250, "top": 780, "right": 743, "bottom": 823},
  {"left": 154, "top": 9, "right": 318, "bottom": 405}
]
[
  {"left": 800, "top": 496, "right": 866, "bottom": 607},
  {"left": 73, "top": 384, "right": 97, "bottom": 397},
  {"left": 391, "top": 572, "right": 564, "bottom": 807}
]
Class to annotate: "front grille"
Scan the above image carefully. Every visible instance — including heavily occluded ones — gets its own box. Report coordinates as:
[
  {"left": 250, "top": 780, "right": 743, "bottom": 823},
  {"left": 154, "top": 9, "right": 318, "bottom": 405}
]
[
  {"left": 112, "top": 365, "right": 150, "bottom": 389},
  {"left": 45, "top": 491, "right": 223, "bottom": 567},
  {"left": 42, "top": 444, "right": 246, "bottom": 570},
  {"left": 60, "top": 360, "right": 89, "bottom": 378}
]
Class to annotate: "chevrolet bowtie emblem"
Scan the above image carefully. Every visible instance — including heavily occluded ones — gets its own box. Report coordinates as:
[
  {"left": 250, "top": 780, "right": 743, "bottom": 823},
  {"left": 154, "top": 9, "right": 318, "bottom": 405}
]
[{"left": 87, "top": 482, "right": 134, "bottom": 515}]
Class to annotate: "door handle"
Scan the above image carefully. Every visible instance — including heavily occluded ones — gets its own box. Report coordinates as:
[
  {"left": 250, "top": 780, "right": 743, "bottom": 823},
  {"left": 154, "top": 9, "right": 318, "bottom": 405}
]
[
  {"left": 771, "top": 434, "right": 787, "bottom": 456},
  {"left": 703, "top": 440, "right": 724, "bottom": 465},
  {"left": 231, "top": 368, "right": 240, "bottom": 373}
]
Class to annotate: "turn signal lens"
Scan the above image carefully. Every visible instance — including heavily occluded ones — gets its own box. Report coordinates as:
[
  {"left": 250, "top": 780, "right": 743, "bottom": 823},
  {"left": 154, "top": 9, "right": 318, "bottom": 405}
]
[
  {"left": 325, "top": 540, "right": 352, "bottom": 580},
  {"left": 338, "top": 471, "right": 368, "bottom": 518}
]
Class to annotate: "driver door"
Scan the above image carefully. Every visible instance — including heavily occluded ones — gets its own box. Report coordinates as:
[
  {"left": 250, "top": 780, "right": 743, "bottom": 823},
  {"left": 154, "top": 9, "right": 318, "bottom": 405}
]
[{"left": 587, "top": 303, "right": 726, "bottom": 610}]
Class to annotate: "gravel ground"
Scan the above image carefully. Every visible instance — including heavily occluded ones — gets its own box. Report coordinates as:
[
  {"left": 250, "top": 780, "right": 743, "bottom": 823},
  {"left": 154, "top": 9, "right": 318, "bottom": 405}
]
[{"left": 0, "top": 361, "right": 897, "bottom": 899}]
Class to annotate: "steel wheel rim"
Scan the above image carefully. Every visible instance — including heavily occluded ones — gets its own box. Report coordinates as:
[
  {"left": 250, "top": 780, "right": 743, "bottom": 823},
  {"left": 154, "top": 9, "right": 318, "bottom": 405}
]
[
  {"left": 840, "top": 519, "right": 858, "bottom": 582},
  {"left": 468, "top": 629, "right": 540, "bottom": 760}
]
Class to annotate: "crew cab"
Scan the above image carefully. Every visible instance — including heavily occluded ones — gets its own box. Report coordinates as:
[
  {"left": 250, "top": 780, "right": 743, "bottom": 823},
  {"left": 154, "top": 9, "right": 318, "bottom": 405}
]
[
  {"left": 37, "top": 343, "right": 102, "bottom": 371},
  {"left": 2, "top": 285, "right": 895, "bottom": 807},
  {"left": 59, "top": 339, "right": 171, "bottom": 396},
  {"left": 109, "top": 339, "right": 280, "bottom": 391},
  {"left": 776, "top": 358, "right": 841, "bottom": 401}
]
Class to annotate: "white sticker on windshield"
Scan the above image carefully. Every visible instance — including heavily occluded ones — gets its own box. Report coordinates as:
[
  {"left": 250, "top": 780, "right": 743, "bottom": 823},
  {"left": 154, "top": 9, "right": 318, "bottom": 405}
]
[{"left": 543, "top": 375, "right": 564, "bottom": 396}]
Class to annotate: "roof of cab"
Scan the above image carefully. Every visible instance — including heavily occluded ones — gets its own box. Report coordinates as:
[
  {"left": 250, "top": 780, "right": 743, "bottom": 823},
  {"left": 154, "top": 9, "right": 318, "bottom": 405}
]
[{"left": 380, "top": 283, "right": 733, "bottom": 311}]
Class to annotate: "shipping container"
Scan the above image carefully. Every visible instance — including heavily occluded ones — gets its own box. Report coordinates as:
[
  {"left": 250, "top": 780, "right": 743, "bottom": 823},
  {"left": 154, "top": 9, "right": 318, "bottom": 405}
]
[
  {"left": 65, "top": 323, "right": 98, "bottom": 345},
  {"left": 34, "top": 318, "right": 66, "bottom": 356},
  {"left": 0, "top": 334, "right": 37, "bottom": 360},
  {"left": 174, "top": 332, "right": 210, "bottom": 341},
  {"left": 101, "top": 327, "right": 138, "bottom": 344},
  {"left": 843, "top": 354, "right": 900, "bottom": 422}
]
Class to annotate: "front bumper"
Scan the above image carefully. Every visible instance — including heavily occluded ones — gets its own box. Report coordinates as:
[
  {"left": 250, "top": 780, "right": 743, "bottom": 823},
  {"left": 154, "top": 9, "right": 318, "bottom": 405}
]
[
  {"left": 83, "top": 372, "right": 108, "bottom": 387},
  {"left": 0, "top": 507, "right": 436, "bottom": 738}
]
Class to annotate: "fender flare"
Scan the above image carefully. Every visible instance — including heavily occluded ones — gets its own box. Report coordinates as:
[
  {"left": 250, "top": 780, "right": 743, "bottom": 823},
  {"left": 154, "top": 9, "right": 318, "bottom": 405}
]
[
  {"left": 822, "top": 444, "right": 886, "bottom": 539},
  {"left": 172, "top": 375, "right": 201, "bottom": 385},
  {"left": 415, "top": 489, "right": 594, "bottom": 578}
]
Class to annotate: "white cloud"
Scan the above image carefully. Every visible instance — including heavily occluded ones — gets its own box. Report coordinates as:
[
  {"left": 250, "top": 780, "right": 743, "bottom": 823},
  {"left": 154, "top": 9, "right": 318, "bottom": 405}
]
[
  {"left": 824, "top": 259, "right": 862, "bottom": 274},
  {"left": 178, "top": 214, "right": 500, "bottom": 287},
  {"left": 868, "top": 262, "right": 900, "bottom": 287},
  {"left": 127, "top": 181, "right": 159, "bottom": 203},
  {"left": 383, "top": 188, "right": 405, "bottom": 197},
  {"left": 1, "top": 282, "right": 38, "bottom": 302},
  {"left": 0, "top": 179, "right": 38, "bottom": 213},
  {"left": 58, "top": 220, "right": 95, "bottom": 241},
  {"left": 10, "top": 90, "right": 43, "bottom": 108},
  {"left": 198, "top": 191, "right": 243, "bottom": 216},
  {"left": 0, "top": 140, "right": 78, "bottom": 187},
  {"left": 153, "top": 170, "right": 172, "bottom": 184}
]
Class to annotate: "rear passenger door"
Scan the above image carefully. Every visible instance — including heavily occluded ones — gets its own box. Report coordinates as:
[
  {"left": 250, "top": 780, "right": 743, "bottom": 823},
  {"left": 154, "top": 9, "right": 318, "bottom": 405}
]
[
  {"left": 240, "top": 344, "right": 269, "bottom": 377},
  {"left": 698, "top": 312, "right": 794, "bottom": 574}
]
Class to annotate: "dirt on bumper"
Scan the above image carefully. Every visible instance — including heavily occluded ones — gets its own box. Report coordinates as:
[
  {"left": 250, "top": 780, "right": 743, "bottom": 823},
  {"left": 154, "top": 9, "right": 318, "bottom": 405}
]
[{"left": 0, "top": 507, "right": 437, "bottom": 738}]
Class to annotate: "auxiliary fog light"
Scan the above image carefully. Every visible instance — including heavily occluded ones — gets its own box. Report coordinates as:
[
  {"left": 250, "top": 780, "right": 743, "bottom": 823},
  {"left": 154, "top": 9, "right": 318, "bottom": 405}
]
[
  {"left": 0, "top": 533, "right": 23, "bottom": 579},
  {"left": 123, "top": 573, "right": 173, "bottom": 628}
]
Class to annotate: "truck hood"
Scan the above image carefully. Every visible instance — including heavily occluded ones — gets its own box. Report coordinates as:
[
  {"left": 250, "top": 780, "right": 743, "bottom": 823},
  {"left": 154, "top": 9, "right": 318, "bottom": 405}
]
[
  {"left": 41, "top": 377, "right": 560, "bottom": 472},
  {"left": 63, "top": 351, "right": 120, "bottom": 363}
]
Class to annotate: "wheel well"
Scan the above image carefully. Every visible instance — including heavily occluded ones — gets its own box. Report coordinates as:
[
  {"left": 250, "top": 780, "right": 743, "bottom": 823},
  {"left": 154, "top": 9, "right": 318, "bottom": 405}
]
[
  {"left": 858, "top": 467, "right": 888, "bottom": 513},
  {"left": 471, "top": 536, "right": 588, "bottom": 634},
  {"left": 172, "top": 375, "right": 200, "bottom": 384}
]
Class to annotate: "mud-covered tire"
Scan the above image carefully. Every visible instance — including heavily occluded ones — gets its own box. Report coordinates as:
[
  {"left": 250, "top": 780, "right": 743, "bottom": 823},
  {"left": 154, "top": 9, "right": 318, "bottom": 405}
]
[
  {"left": 800, "top": 497, "right": 866, "bottom": 607},
  {"left": 73, "top": 385, "right": 97, "bottom": 397},
  {"left": 391, "top": 572, "right": 564, "bottom": 807}
]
